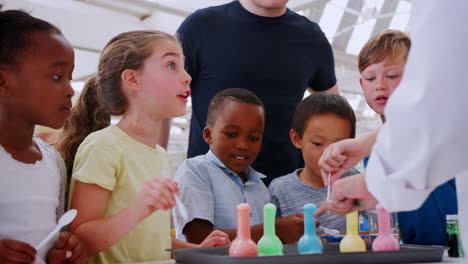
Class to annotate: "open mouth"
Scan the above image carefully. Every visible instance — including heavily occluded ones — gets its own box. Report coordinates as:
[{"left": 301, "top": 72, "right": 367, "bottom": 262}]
[
  {"left": 375, "top": 95, "right": 388, "bottom": 105},
  {"left": 233, "top": 155, "right": 248, "bottom": 161},
  {"left": 178, "top": 90, "right": 191, "bottom": 100}
]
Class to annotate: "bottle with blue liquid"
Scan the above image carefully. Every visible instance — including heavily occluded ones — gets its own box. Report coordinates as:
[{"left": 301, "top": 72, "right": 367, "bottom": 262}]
[{"left": 298, "top": 203, "right": 323, "bottom": 254}]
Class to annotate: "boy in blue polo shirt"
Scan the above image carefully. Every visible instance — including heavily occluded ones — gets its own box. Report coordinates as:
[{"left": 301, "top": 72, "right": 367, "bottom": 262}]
[{"left": 173, "top": 88, "right": 305, "bottom": 244}]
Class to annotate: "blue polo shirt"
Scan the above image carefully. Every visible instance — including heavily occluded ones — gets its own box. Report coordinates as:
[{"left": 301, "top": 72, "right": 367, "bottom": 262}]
[
  {"left": 364, "top": 157, "right": 458, "bottom": 245},
  {"left": 173, "top": 151, "right": 271, "bottom": 241}
]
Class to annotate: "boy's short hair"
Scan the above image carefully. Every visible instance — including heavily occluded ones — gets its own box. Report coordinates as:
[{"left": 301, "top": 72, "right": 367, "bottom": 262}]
[
  {"left": 358, "top": 30, "right": 411, "bottom": 73},
  {"left": 292, "top": 93, "right": 356, "bottom": 138},
  {"left": 206, "top": 88, "right": 264, "bottom": 127}
]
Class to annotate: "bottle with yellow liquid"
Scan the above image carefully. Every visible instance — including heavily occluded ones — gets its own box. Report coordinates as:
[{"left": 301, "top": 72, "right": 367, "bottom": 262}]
[{"left": 340, "top": 211, "right": 366, "bottom": 252}]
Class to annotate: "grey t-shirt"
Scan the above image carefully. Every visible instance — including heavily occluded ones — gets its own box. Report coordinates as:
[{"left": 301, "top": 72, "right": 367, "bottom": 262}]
[{"left": 269, "top": 168, "right": 360, "bottom": 234}]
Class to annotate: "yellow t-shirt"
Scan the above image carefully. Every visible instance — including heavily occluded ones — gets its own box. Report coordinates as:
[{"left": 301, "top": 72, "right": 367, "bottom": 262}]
[{"left": 70, "top": 125, "right": 171, "bottom": 264}]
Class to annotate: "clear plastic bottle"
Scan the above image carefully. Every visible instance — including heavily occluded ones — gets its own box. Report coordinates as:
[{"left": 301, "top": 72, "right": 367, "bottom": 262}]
[{"left": 446, "top": 214, "right": 460, "bottom": 257}]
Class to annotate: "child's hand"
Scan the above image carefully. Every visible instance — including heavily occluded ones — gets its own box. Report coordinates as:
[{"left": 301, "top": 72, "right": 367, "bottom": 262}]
[
  {"left": 275, "top": 213, "right": 304, "bottom": 243},
  {"left": 47, "top": 232, "right": 87, "bottom": 264},
  {"left": 0, "top": 239, "right": 36, "bottom": 263},
  {"left": 319, "top": 138, "right": 366, "bottom": 185},
  {"left": 196, "top": 230, "right": 230, "bottom": 248},
  {"left": 133, "top": 177, "right": 179, "bottom": 219}
]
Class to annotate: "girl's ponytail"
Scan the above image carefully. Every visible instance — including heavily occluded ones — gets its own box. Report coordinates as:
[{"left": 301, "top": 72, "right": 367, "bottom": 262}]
[{"left": 56, "top": 76, "right": 111, "bottom": 175}]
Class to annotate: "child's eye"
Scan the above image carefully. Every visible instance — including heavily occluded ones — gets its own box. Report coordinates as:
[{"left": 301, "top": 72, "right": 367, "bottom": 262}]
[
  {"left": 223, "top": 132, "right": 237, "bottom": 138},
  {"left": 167, "top": 63, "right": 176, "bottom": 70},
  {"left": 312, "top": 142, "right": 323, "bottom": 147},
  {"left": 387, "top": 75, "right": 399, "bottom": 79},
  {"left": 248, "top": 136, "right": 260, "bottom": 142},
  {"left": 52, "top": 74, "right": 63, "bottom": 81},
  {"left": 365, "top": 77, "right": 375, "bottom": 81}
]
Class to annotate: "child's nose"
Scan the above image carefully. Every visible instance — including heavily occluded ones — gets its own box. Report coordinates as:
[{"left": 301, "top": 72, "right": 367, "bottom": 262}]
[
  {"left": 235, "top": 138, "right": 249, "bottom": 150},
  {"left": 65, "top": 82, "right": 75, "bottom": 98},
  {"left": 376, "top": 78, "right": 388, "bottom": 91},
  {"left": 183, "top": 70, "right": 192, "bottom": 85}
]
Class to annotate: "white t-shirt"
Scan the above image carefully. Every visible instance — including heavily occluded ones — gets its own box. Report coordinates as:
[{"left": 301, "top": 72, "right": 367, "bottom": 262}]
[{"left": 0, "top": 137, "right": 66, "bottom": 264}]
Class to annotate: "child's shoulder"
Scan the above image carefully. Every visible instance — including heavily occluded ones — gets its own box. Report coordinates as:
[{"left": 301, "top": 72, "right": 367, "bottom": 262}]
[
  {"left": 80, "top": 125, "right": 122, "bottom": 149},
  {"left": 177, "top": 154, "right": 213, "bottom": 175},
  {"left": 73, "top": 126, "right": 126, "bottom": 161},
  {"left": 34, "top": 137, "right": 64, "bottom": 165},
  {"left": 32, "top": 137, "right": 66, "bottom": 180},
  {"left": 268, "top": 170, "right": 298, "bottom": 190}
]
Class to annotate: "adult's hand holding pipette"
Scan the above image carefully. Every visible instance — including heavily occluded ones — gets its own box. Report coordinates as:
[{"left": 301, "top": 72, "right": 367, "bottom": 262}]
[{"left": 315, "top": 173, "right": 378, "bottom": 217}]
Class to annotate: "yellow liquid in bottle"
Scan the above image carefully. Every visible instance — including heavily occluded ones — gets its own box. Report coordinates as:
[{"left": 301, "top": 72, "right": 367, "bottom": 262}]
[{"left": 340, "top": 211, "right": 366, "bottom": 252}]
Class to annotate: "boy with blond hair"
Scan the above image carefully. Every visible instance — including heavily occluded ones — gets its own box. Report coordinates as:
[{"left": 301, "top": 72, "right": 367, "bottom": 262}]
[{"left": 321, "top": 30, "right": 457, "bottom": 246}]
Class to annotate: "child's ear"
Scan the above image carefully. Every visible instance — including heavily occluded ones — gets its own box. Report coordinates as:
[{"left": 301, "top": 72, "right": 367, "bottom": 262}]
[
  {"left": 0, "top": 71, "right": 12, "bottom": 97},
  {"left": 121, "top": 69, "right": 141, "bottom": 92},
  {"left": 290, "top": 129, "right": 302, "bottom": 149},
  {"left": 203, "top": 126, "right": 213, "bottom": 144},
  {"left": 359, "top": 78, "right": 363, "bottom": 88}
]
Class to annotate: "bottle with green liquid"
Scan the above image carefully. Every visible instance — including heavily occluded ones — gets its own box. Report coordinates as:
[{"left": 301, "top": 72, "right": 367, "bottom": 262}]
[
  {"left": 257, "top": 203, "right": 283, "bottom": 256},
  {"left": 446, "top": 214, "right": 464, "bottom": 257}
]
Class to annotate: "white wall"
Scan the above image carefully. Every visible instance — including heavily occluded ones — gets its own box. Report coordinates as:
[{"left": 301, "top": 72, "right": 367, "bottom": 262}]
[{"left": 2, "top": 0, "right": 187, "bottom": 80}]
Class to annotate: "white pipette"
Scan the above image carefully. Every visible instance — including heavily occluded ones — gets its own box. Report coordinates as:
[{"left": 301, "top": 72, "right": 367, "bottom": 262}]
[
  {"left": 326, "top": 172, "right": 331, "bottom": 201},
  {"left": 163, "top": 168, "right": 188, "bottom": 220},
  {"left": 35, "top": 209, "right": 77, "bottom": 251},
  {"left": 319, "top": 225, "right": 340, "bottom": 236}
]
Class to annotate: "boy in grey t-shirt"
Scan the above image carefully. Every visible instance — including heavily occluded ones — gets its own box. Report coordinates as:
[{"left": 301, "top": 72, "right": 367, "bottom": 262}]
[{"left": 269, "top": 93, "right": 360, "bottom": 234}]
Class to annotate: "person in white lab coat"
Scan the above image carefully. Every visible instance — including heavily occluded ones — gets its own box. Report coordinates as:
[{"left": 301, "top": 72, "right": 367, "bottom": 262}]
[{"left": 315, "top": 0, "right": 468, "bottom": 254}]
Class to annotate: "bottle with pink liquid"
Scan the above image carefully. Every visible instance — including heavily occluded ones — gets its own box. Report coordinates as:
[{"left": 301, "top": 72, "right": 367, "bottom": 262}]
[
  {"left": 372, "top": 204, "right": 400, "bottom": 251},
  {"left": 229, "top": 203, "right": 258, "bottom": 257}
]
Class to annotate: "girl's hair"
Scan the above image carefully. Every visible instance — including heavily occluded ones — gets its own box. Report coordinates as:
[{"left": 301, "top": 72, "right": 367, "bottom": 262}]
[
  {"left": 358, "top": 30, "right": 411, "bottom": 73},
  {"left": 56, "top": 77, "right": 110, "bottom": 175},
  {"left": 0, "top": 6, "right": 61, "bottom": 69},
  {"left": 56, "top": 30, "right": 179, "bottom": 174},
  {"left": 292, "top": 93, "right": 356, "bottom": 139},
  {"left": 206, "top": 88, "right": 264, "bottom": 127}
]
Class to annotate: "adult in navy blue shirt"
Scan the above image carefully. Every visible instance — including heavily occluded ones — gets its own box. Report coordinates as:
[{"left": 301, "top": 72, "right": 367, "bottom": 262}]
[
  {"left": 363, "top": 157, "right": 458, "bottom": 245},
  {"left": 177, "top": 0, "right": 339, "bottom": 185}
]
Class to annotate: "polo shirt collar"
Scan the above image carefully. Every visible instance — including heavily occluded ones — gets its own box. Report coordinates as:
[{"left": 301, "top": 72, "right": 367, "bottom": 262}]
[{"left": 206, "top": 150, "right": 265, "bottom": 184}]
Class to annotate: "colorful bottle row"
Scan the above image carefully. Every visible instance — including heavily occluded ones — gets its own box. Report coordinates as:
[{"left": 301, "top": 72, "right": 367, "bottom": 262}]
[{"left": 229, "top": 202, "right": 399, "bottom": 257}]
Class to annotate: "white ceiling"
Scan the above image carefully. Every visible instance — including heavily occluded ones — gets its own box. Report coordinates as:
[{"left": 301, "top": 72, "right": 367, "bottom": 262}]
[{"left": 3, "top": 0, "right": 412, "bottom": 133}]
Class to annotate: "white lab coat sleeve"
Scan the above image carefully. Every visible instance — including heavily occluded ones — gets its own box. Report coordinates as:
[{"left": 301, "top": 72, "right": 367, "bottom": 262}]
[{"left": 365, "top": 0, "right": 468, "bottom": 213}]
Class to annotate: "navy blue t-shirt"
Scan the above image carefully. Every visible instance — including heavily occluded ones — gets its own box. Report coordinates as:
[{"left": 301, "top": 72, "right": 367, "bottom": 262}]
[
  {"left": 177, "top": 1, "right": 336, "bottom": 184},
  {"left": 363, "top": 157, "right": 458, "bottom": 245},
  {"left": 398, "top": 179, "right": 458, "bottom": 246}
]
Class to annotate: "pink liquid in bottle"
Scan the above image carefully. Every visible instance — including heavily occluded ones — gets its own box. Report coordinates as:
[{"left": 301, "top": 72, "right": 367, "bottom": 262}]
[
  {"left": 229, "top": 203, "right": 258, "bottom": 257},
  {"left": 372, "top": 204, "right": 400, "bottom": 251}
]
